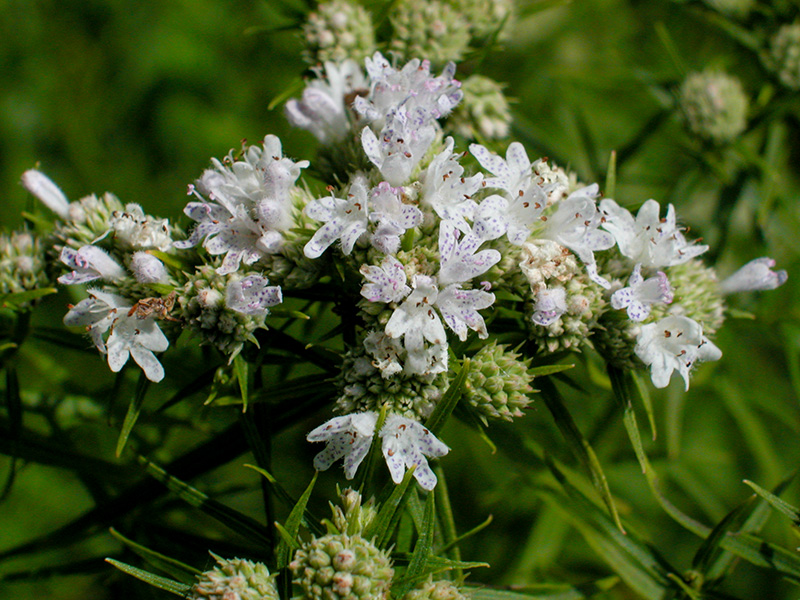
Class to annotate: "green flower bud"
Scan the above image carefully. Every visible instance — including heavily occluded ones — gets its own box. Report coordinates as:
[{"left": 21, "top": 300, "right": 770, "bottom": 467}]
[
  {"left": 303, "top": 0, "right": 375, "bottom": 64},
  {"left": 766, "top": 22, "right": 800, "bottom": 91},
  {"left": 330, "top": 488, "right": 378, "bottom": 536},
  {"left": 461, "top": 341, "right": 534, "bottom": 422},
  {"left": 290, "top": 533, "right": 394, "bottom": 600},
  {"left": 53, "top": 192, "right": 124, "bottom": 250},
  {"left": 189, "top": 553, "right": 278, "bottom": 600},
  {"left": 678, "top": 70, "right": 748, "bottom": 145},
  {"left": 389, "top": 0, "right": 471, "bottom": 66},
  {"left": 447, "top": 75, "right": 512, "bottom": 141},
  {"left": 446, "top": 0, "right": 513, "bottom": 40},
  {"left": 177, "top": 265, "right": 268, "bottom": 357},
  {"left": 0, "top": 231, "right": 49, "bottom": 302},
  {"left": 401, "top": 577, "right": 468, "bottom": 600}
]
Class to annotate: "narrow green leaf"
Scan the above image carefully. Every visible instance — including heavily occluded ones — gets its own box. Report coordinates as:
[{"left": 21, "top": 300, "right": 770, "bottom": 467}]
[
  {"left": 631, "top": 371, "right": 657, "bottom": 441},
  {"left": 274, "top": 522, "right": 300, "bottom": 553},
  {"left": 420, "top": 556, "right": 489, "bottom": 572},
  {"left": 537, "top": 377, "right": 624, "bottom": 533},
  {"left": 654, "top": 21, "right": 687, "bottom": 77},
  {"left": 233, "top": 355, "right": 249, "bottom": 412},
  {"left": 116, "top": 372, "right": 150, "bottom": 457},
  {"left": 109, "top": 528, "right": 200, "bottom": 583},
  {"left": 244, "top": 464, "right": 299, "bottom": 511},
  {"left": 2, "top": 367, "right": 21, "bottom": 499},
  {"left": 276, "top": 472, "right": 318, "bottom": 569},
  {"left": 743, "top": 479, "right": 800, "bottom": 526},
  {"left": 138, "top": 456, "right": 273, "bottom": 548},
  {"left": 666, "top": 573, "right": 702, "bottom": 599},
  {"left": 267, "top": 77, "right": 304, "bottom": 111},
  {"left": 717, "top": 532, "right": 800, "bottom": 581},
  {"left": 527, "top": 363, "right": 575, "bottom": 378},
  {"left": 105, "top": 558, "right": 191, "bottom": 596},
  {"left": 433, "top": 465, "right": 461, "bottom": 569},
  {"left": 365, "top": 467, "right": 417, "bottom": 547},
  {"left": 392, "top": 490, "right": 435, "bottom": 598},
  {"left": 425, "top": 358, "right": 469, "bottom": 435}
]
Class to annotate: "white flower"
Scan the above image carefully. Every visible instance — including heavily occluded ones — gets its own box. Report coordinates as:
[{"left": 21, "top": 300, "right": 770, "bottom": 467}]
[
  {"left": 599, "top": 199, "right": 708, "bottom": 268},
  {"left": 719, "top": 257, "right": 788, "bottom": 294},
  {"left": 360, "top": 255, "right": 411, "bottom": 304},
  {"left": 611, "top": 264, "right": 673, "bottom": 321},
  {"left": 379, "top": 414, "right": 449, "bottom": 491},
  {"left": 304, "top": 176, "right": 369, "bottom": 258},
  {"left": 110, "top": 204, "right": 172, "bottom": 252},
  {"left": 470, "top": 141, "right": 532, "bottom": 198},
  {"left": 64, "top": 289, "right": 169, "bottom": 382},
  {"left": 635, "top": 315, "right": 721, "bottom": 390},
  {"left": 368, "top": 182, "right": 422, "bottom": 254},
  {"left": 361, "top": 118, "right": 436, "bottom": 186},
  {"left": 363, "top": 330, "right": 405, "bottom": 378},
  {"left": 58, "top": 245, "right": 125, "bottom": 285},
  {"left": 543, "top": 185, "right": 615, "bottom": 287},
  {"left": 285, "top": 60, "right": 367, "bottom": 144},
  {"left": 532, "top": 287, "right": 567, "bottom": 326},
  {"left": 130, "top": 251, "right": 170, "bottom": 284},
  {"left": 307, "top": 412, "right": 378, "bottom": 479},
  {"left": 420, "top": 138, "right": 481, "bottom": 232},
  {"left": 437, "top": 221, "right": 500, "bottom": 286},
  {"left": 226, "top": 275, "right": 282, "bottom": 316},
  {"left": 22, "top": 169, "right": 70, "bottom": 219},
  {"left": 436, "top": 284, "right": 494, "bottom": 341}
]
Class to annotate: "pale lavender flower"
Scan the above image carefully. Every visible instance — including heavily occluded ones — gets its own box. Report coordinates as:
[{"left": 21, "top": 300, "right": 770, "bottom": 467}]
[
  {"left": 543, "top": 185, "right": 615, "bottom": 287},
  {"left": 110, "top": 204, "right": 172, "bottom": 252},
  {"left": 532, "top": 287, "right": 568, "bottom": 326},
  {"left": 361, "top": 117, "right": 436, "bottom": 186},
  {"left": 368, "top": 182, "right": 422, "bottom": 254},
  {"left": 611, "top": 264, "right": 673, "bottom": 321},
  {"left": 720, "top": 257, "right": 788, "bottom": 294},
  {"left": 304, "top": 176, "right": 369, "bottom": 258},
  {"left": 379, "top": 413, "right": 449, "bottom": 491},
  {"left": 635, "top": 315, "right": 721, "bottom": 390},
  {"left": 307, "top": 412, "right": 378, "bottom": 479},
  {"left": 58, "top": 245, "right": 125, "bottom": 285},
  {"left": 360, "top": 255, "right": 411, "bottom": 304},
  {"left": 285, "top": 60, "right": 367, "bottom": 144},
  {"left": 22, "top": 169, "right": 70, "bottom": 219},
  {"left": 226, "top": 275, "right": 282, "bottom": 316},
  {"left": 600, "top": 199, "right": 708, "bottom": 268},
  {"left": 363, "top": 330, "right": 405, "bottom": 378}
]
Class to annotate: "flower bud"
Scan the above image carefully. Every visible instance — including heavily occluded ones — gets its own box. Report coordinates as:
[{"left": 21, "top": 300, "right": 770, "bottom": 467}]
[
  {"left": 189, "top": 554, "right": 278, "bottom": 600},
  {"left": 303, "top": 0, "right": 375, "bottom": 64},
  {"left": 766, "top": 23, "right": 800, "bottom": 90},
  {"left": 679, "top": 70, "right": 748, "bottom": 145},
  {"left": 130, "top": 251, "right": 170, "bottom": 284}
]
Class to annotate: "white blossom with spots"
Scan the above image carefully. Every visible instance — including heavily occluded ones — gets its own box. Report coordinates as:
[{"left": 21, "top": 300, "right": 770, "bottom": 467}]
[
  {"left": 470, "top": 141, "right": 532, "bottom": 198},
  {"left": 420, "top": 137, "right": 481, "bottom": 232},
  {"left": 437, "top": 221, "right": 500, "bottom": 286},
  {"left": 360, "top": 255, "right": 411, "bottom": 304},
  {"left": 635, "top": 315, "right": 721, "bottom": 390},
  {"left": 600, "top": 199, "right": 708, "bottom": 268},
  {"left": 611, "top": 264, "right": 673, "bottom": 321},
  {"left": 307, "top": 412, "right": 378, "bottom": 479},
  {"left": 304, "top": 176, "right": 370, "bottom": 258},
  {"left": 379, "top": 413, "right": 449, "bottom": 490},
  {"left": 64, "top": 289, "right": 169, "bottom": 382}
]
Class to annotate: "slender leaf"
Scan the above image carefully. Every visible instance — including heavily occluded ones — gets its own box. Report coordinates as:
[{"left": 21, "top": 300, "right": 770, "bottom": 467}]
[
  {"left": 464, "top": 578, "right": 618, "bottom": 600},
  {"left": 605, "top": 150, "right": 617, "bottom": 199},
  {"left": 425, "top": 358, "right": 469, "bottom": 435},
  {"left": 105, "top": 558, "right": 191, "bottom": 596},
  {"left": 392, "top": 490, "right": 435, "bottom": 598},
  {"left": 109, "top": 528, "right": 200, "bottom": 583},
  {"left": 276, "top": 472, "right": 318, "bottom": 569},
  {"left": 743, "top": 479, "right": 800, "bottom": 526},
  {"left": 138, "top": 456, "right": 273, "bottom": 549},
  {"left": 438, "top": 515, "right": 493, "bottom": 554},
  {"left": 0, "top": 287, "right": 58, "bottom": 308},
  {"left": 692, "top": 498, "right": 753, "bottom": 573},
  {"left": 365, "top": 467, "right": 417, "bottom": 548},
  {"left": 116, "top": 372, "right": 150, "bottom": 457},
  {"left": 2, "top": 367, "right": 21, "bottom": 499},
  {"left": 233, "top": 354, "right": 249, "bottom": 412}
]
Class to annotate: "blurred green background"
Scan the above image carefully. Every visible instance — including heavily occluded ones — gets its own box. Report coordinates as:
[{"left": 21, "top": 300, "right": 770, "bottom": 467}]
[{"left": 2, "top": 0, "right": 800, "bottom": 598}]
